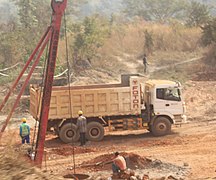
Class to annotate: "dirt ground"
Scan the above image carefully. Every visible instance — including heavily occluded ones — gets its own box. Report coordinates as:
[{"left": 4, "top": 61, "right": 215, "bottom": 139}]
[
  {"left": 1, "top": 119, "right": 216, "bottom": 180},
  {"left": 42, "top": 120, "right": 216, "bottom": 180},
  {"left": 0, "top": 79, "right": 216, "bottom": 180}
]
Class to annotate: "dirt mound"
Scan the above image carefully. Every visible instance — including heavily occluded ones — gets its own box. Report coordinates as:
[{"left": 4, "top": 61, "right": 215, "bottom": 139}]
[
  {"left": 0, "top": 152, "right": 62, "bottom": 180},
  {"left": 80, "top": 152, "right": 149, "bottom": 172},
  {"left": 80, "top": 152, "right": 189, "bottom": 180},
  {"left": 50, "top": 146, "right": 95, "bottom": 156}
]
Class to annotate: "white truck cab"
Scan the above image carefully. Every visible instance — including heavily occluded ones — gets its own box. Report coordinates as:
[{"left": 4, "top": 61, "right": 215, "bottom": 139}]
[{"left": 142, "top": 80, "right": 187, "bottom": 136}]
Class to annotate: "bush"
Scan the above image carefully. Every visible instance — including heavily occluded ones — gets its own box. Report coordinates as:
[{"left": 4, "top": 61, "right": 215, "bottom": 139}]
[{"left": 201, "top": 18, "right": 216, "bottom": 46}]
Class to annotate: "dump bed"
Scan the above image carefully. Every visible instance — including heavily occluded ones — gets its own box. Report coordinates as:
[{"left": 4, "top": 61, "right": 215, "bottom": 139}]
[{"left": 30, "top": 75, "right": 145, "bottom": 120}]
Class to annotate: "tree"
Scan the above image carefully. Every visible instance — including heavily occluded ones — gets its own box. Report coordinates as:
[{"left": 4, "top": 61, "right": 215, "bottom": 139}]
[
  {"left": 124, "top": 0, "right": 188, "bottom": 23},
  {"left": 201, "top": 18, "right": 216, "bottom": 46},
  {"left": 12, "top": 0, "right": 38, "bottom": 29},
  {"left": 9, "top": 0, "right": 51, "bottom": 56},
  {"left": 186, "top": 1, "right": 211, "bottom": 27},
  {"left": 123, "top": 0, "right": 150, "bottom": 20},
  {"left": 0, "top": 0, "right": 88, "bottom": 69},
  {"left": 201, "top": 18, "right": 216, "bottom": 66},
  {"left": 144, "top": 30, "right": 154, "bottom": 54},
  {"left": 70, "top": 15, "right": 110, "bottom": 62}
]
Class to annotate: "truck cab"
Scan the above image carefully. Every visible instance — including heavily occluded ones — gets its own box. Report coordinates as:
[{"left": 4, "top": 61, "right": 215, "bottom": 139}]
[{"left": 142, "top": 80, "right": 187, "bottom": 136}]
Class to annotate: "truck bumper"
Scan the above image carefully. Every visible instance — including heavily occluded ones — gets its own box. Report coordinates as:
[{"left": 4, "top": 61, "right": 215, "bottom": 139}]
[{"left": 173, "top": 114, "right": 187, "bottom": 125}]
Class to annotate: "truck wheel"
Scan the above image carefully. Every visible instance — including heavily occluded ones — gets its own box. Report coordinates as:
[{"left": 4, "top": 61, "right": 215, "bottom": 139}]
[
  {"left": 152, "top": 117, "right": 171, "bottom": 136},
  {"left": 86, "top": 122, "right": 104, "bottom": 141},
  {"left": 59, "top": 123, "right": 79, "bottom": 143}
]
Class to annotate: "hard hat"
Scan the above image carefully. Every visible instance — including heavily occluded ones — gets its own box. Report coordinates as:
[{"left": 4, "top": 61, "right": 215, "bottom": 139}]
[
  {"left": 22, "top": 118, "right": 27, "bottom": 123},
  {"left": 78, "top": 110, "right": 83, "bottom": 115},
  {"left": 114, "top": 152, "right": 119, "bottom": 156}
]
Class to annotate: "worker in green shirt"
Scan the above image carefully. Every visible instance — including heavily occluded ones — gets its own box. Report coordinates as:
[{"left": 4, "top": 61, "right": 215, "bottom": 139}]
[{"left": 19, "top": 118, "right": 30, "bottom": 144}]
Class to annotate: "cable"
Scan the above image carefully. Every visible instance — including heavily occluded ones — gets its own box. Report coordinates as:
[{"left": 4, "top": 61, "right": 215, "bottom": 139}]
[{"left": 64, "top": 11, "right": 77, "bottom": 175}]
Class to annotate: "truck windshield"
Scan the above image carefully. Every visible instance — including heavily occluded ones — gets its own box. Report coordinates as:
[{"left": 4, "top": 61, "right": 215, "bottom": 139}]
[{"left": 156, "top": 88, "right": 181, "bottom": 101}]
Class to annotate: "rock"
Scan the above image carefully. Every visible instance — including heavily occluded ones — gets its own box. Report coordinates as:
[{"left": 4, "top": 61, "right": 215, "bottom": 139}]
[
  {"left": 142, "top": 174, "right": 149, "bottom": 180},
  {"left": 95, "top": 176, "right": 102, "bottom": 180},
  {"left": 166, "top": 175, "right": 178, "bottom": 180},
  {"left": 129, "top": 170, "right": 135, "bottom": 176},
  {"left": 136, "top": 175, "right": 142, "bottom": 180},
  {"left": 130, "top": 176, "right": 137, "bottom": 180},
  {"left": 183, "top": 162, "right": 189, "bottom": 167}
]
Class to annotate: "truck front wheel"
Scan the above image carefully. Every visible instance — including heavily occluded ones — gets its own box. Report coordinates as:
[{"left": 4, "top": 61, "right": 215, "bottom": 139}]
[
  {"left": 59, "top": 123, "right": 80, "bottom": 143},
  {"left": 86, "top": 122, "right": 104, "bottom": 141},
  {"left": 152, "top": 117, "right": 171, "bottom": 136}
]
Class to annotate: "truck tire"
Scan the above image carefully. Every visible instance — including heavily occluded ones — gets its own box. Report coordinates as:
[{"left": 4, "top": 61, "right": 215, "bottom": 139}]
[
  {"left": 152, "top": 117, "right": 171, "bottom": 136},
  {"left": 86, "top": 122, "right": 104, "bottom": 141},
  {"left": 59, "top": 123, "right": 79, "bottom": 143}
]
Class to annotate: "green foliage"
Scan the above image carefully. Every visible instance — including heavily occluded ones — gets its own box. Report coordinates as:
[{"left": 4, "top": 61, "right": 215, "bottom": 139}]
[
  {"left": 186, "top": 1, "right": 211, "bottom": 27},
  {"left": 144, "top": 30, "right": 154, "bottom": 54},
  {"left": 123, "top": 0, "right": 150, "bottom": 20},
  {"left": 11, "top": 0, "right": 51, "bottom": 52},
  {"left": 0, "top": 33, "right": 13, "bottom": 67},
  {"left": 12, "top": 0, "right": 38, "bottom": 29},
  {"left": 0, "top": 29, "right": 25, "bottom": 68},
  {"left": 70, "top": 15, "right": 110, "bottom": 61},
  {"left": 201, "top": 18, "right": 216, "bottom": 66},
  {"left": 124, "top": 0, "right": 188, "bottom": 23},
  {"left": 201, "top": 18, "right": 216, "bottom": 46}
]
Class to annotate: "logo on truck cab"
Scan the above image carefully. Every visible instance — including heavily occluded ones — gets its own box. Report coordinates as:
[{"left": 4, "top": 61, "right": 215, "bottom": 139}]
[{"left": 131, "top": 79, "right": 140, "bottom": 112}]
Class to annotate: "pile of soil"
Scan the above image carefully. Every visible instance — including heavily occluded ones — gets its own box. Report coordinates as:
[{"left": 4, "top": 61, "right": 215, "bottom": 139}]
[
  {"left": 80, "top": 152, "right": 189, "bottom": 180},
  {"left": 50, "top": 146, "right": 95, "bottom": 156},
  {"left": 0, "top": 151, "right": 62, "bottom": 180},
  {"left": 80, "top": 152, "right": 149, "bottom": 171}
]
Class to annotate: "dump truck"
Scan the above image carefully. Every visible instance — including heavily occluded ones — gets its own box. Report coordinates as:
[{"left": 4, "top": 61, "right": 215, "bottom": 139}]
[{"left": 30, "top": 74, "right": 187, "bottom": 143}]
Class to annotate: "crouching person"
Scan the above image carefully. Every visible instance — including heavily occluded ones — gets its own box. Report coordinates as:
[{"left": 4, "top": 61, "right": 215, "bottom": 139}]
[{"left": 112, "top": 152, "right": 127, "bottom": 177}]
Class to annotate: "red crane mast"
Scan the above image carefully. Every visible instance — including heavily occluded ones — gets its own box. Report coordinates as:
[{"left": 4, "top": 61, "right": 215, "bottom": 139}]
[
  {"left": 35, "top": 0, "right": 67, "bottom": 166},
  {"left": 0, "top": 0, "right": 67, "bottom": 167}
]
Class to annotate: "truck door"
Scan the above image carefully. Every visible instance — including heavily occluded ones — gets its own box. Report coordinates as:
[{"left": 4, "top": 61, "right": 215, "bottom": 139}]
[{"left": 155, "top": 88, "right": 183, "bottom": 115}]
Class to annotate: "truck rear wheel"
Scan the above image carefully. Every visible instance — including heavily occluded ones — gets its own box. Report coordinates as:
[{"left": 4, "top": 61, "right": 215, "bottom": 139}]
[
  {"left": 86, "top": 122, "right": 104, "bottom": 141},
  {"left": 59, "top": 123, "right": 79, "bottom": 143},
  {"left": 152, "top": 117, "right": 171, "bottom": 136}
]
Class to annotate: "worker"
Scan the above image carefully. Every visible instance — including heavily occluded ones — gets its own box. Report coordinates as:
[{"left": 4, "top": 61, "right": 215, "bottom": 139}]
[
  {"left": 19, "top": 118, "right": 30, "bottom": 144},
  {"left": 143, "top": 54, "right": 149, "bottom": 73},
  {"left": 112, "top": 152, "right": 127, "bottom": 175},
  {"left": 76, "top": 110, "right": 87, "bottom": 146}
]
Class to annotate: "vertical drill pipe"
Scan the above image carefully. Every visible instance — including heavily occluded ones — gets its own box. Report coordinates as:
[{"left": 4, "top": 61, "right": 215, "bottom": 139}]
[
  {"left": 35, "top": 0, "right": 67, "bottom": 166},
  {"left": 0, "top": 30, "right": 52, "bottom": 137},
  {"left": 0, "top": 27, "right": 51, "bottom": 112}
]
